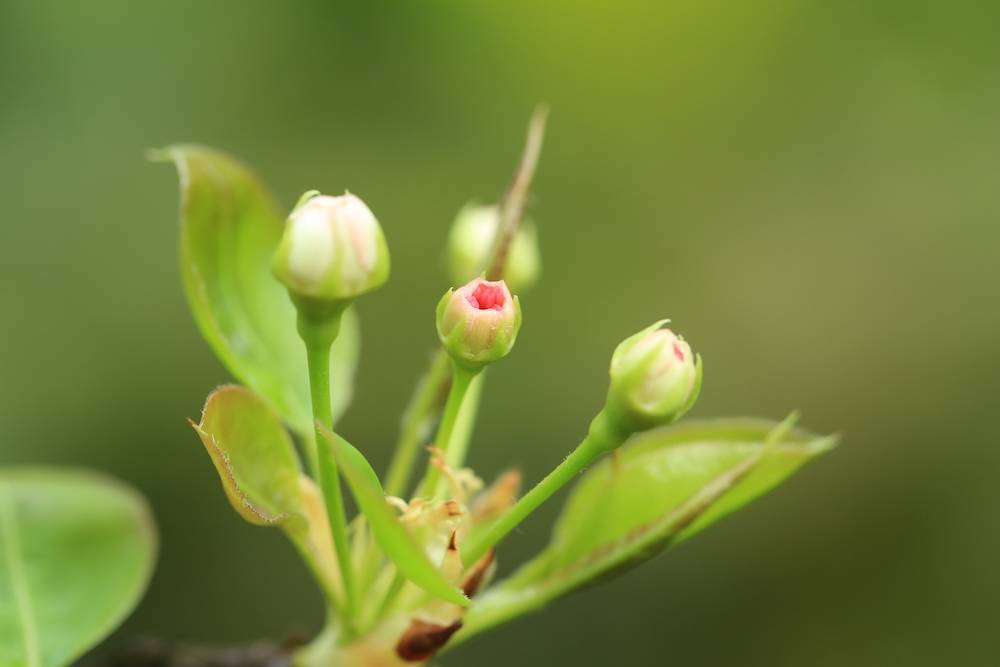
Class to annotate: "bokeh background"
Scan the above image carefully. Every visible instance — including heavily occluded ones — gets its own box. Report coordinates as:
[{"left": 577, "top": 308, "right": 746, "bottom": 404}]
[{"left": 2, "top": 1, "right": 999, "bottom": 665}]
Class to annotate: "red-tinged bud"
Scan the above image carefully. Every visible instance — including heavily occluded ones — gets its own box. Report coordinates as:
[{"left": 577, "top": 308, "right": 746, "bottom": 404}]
[
  {"left": 606, "top": 320, "right": 702, "bottom": 432},
  {"left": 436, "top": 278, "right": 522, "bottom": 371}
]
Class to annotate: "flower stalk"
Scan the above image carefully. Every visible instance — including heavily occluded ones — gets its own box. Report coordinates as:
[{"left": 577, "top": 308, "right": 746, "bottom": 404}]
[
  {"left": 273, "top": 189, "right": 392, "bottom": 638},
  {"left": 298, "top": 307, "right": 358, "bottom": 633},
  {"left": 417, "top": 362, "right": 478, "bottom": 500},
  {"left": 461, "top": 408, "right": 629, "bottom": 567}
]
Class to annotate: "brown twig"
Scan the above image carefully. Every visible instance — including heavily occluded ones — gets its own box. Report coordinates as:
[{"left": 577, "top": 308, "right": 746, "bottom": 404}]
[{"left": 486, "top": 104, "right": 549, "bottom": 281}]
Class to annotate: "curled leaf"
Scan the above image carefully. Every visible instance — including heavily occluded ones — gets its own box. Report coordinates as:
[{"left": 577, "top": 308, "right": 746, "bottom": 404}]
[
  {"left": 192, "top": 385, "right": 306, "bottom": 530},
  {"left": 192, "top": 385, "right": 342, "bottom": 602}
]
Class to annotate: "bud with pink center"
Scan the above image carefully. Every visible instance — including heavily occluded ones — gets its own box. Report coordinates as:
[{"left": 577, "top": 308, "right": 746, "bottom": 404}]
[
  {"left": 437, "top": 278, "right": 522, "bottom": 371},
  {"left": 272, "top": 191, "right": 390, "bottom": 302},
  {"left": 606, "top": 320, "right": 702, "bottom": 431}
]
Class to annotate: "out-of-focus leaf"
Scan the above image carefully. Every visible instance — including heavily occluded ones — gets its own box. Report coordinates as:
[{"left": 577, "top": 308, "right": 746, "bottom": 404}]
[
  {"left": 458, "top": 418, "right": 834, "bottom": 640},
  {"left": 192, "top": 385, "right": 306, "bottom": 530},
  {"left": 0, "top": 468, "right": 156, "bottom": 667},
  {"left": 156, "top": 144, "right": 359, "bottom": 435},
  {"left": 319, "top": 427, "right": 469, "bottom": 607}
]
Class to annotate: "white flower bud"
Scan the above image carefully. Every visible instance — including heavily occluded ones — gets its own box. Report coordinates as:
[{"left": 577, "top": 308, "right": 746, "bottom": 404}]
[{"left": 273, "top": 192, "right": 390, "bottom": 301}]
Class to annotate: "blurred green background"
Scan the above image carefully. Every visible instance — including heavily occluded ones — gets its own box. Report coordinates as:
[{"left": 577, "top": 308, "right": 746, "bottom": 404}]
[{"left": 2, "top": 1, "right": 998, "bottom": 665}]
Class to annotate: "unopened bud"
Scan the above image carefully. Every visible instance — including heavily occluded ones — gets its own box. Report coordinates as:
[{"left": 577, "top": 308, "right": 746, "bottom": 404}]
[
  {"left": 446, "top": 204, "right": 540, "bottom": 293},
  {"left": 272, "top": 192, "right": 390, "bottom": 302},
  {"left": 437, "top": 278, "right": 521, "bottom": 371},
  {"left": 606, "top": 321, "right": 702, "bottom": 431}
]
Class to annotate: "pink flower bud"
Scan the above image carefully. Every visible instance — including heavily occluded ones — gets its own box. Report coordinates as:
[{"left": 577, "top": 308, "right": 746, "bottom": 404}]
[
  {"left": 607, "top": 320, "right": 702, "bottom": 430},
  {"left": 436, "top": 278, "right": 522, "bottom": 370}
]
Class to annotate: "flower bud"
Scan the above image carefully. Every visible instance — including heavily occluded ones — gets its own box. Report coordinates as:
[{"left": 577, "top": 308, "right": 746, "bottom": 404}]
[
  {"left": 606, "top": 320, "right": 702, "bottom": 431},
  {"left": 437, "top": 278, "right": 522, "bottom": 371},
  {"left": 446, "top": 204, "right": 541, "bottom": 293},
  {"left": 272, "top": 192, "right": 390, "bottom": 302}
]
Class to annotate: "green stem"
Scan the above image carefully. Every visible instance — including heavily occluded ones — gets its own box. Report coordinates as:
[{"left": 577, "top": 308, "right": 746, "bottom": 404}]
[
  {"left": 461, "top": 409, "right": 628, "bottom": 567},
  {"left": 417, "top": 364, "right": 478, "bottom": 499},
  {"left": 299, "top": 310, "right": 358, "bottom": 637},
  {"left": 445, "top": 371, "right": 484, "bottom": 473},
  {"left": 383, "top": 350, "right": 451, "bottom": 498}
]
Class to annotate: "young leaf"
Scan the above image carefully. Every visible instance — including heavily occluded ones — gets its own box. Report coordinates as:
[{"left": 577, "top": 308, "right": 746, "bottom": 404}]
[
  {"left": 457, "top": 418, "right": 835, "bottom": 642},
  {"left": 192, "top": 386, "right": 342, "bottom": 604},
  {"left": 0, "top": 468, "right": 156, "bottom": 667},
  {"left": 191, "top": 385, "right": 307, "bottom": 531},
  {"left": 155, "top": 145, "right": 359, "bottom": 436},
  {"left": 318, "top": 427, "right": 469, "bottom": 607}
]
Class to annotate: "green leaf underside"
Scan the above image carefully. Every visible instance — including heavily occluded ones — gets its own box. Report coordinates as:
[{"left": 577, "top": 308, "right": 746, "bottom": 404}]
[
  {"left": 157, "top": 144, "right": 359, "bottom": 435},
  {"left": 459, "top": 418, "right": 834, "bottom": 639},
  {"left": 193, "top": 385, "right": 306, "bottom": 531},
  {"left": 319, "top": 428, "right": 469, "bottom": 607},
  {"left": 0, "top": 468, "right": 156, "bottom": 667}
]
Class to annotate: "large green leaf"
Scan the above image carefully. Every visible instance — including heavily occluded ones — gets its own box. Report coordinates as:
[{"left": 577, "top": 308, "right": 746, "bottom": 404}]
[
  {"left": 155, "top": 144, "right": 359, "bottom": 435},
  {"left": 192, "top": 385, "right": 307, "bottom": 531},
  {"left": 319, "top": 427, "right": 469, "bottom": 607},
  {"left": 0, "top": 468, "right": 156, "bottom": 667},
  {"left": 458, "top": 418, "right": 834, "bottom": 640}
]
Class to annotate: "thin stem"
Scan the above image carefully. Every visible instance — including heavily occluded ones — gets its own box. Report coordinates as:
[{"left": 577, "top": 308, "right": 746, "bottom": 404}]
[
  {"left": 300, "top": 313, "right": 358, "bottom": 636},
  {"left": 383, "top": 350, "right": 451, "bottom": 498},
  {"left": 461, "top": 409, "right": 627, "bottom": 567},
  {"left": 417, "top": 364, "right": 477, "bottom": 500},
  {"left": 444, "top": 371, "right": 484, "bottom": 473}
]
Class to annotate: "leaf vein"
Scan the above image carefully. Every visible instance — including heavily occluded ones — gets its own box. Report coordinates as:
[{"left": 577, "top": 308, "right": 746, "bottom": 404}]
[{"left": 1, "top": 488, "right": 41, "bottom": 667}]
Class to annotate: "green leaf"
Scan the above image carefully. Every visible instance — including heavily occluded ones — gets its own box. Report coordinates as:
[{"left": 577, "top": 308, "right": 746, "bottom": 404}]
[
  {"left": 459, "top": 418, "right": 834, "bottom": 640},
  {"left": 191, "top": 385, "right": 307, "bottom": 531},
  {"left": 155, "top": 144, "right": 359, "bottom": 435},
  {"left": 319, "top": 427, "right": 469, "bottom": 607},
  {"left": 192, "top": 385, "right": 343, "bottom": 606},
  {"left": 0, "top": 468, "right": 156, "bottom": 667}
]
